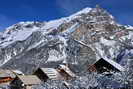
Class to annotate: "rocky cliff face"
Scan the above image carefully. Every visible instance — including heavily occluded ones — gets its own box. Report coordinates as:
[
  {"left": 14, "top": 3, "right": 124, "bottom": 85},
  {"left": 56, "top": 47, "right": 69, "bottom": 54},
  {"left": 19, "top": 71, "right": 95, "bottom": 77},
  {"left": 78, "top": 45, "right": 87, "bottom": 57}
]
[{"left": 0, "top": 6, "right": 133, "bottom": 74}]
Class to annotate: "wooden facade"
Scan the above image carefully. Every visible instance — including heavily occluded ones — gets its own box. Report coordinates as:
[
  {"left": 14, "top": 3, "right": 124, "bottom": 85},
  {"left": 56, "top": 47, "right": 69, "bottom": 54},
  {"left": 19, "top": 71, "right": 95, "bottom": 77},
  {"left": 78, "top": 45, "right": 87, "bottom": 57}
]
[
  {"left": 0, "top": 77, "right": 14, "bottom": 84},
  {"left": 57, "top": 69, "right": 72, "bottom": 80},
  {"left": 33, "top": 68, "right": 49, "bottom": 82},
  {"left": 88, "top": 58, "right": 125, "bottom": 73}
]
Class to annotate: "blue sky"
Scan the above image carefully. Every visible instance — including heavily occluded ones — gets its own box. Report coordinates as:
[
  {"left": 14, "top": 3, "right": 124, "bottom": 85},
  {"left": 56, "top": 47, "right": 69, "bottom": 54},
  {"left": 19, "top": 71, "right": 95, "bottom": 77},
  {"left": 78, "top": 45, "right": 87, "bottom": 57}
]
[{"left": 0, "top": 0, "right": 133, "bottom": 31}]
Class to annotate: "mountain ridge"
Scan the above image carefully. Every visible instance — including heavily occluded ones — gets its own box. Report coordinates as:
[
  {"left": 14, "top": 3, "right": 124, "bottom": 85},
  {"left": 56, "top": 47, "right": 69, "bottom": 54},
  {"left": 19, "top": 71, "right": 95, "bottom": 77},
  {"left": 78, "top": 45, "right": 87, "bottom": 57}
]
[{"left": 0, "top": 6, "right": 133, "bottom": 74}]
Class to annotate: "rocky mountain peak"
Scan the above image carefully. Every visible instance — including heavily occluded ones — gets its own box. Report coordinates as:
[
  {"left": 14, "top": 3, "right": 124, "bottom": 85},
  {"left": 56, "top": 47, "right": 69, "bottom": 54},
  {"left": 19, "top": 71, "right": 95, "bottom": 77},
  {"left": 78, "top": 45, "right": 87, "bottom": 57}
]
[
  {"left": 0, "top": 6, "right": 133, "bottom": 74},
  {"left": 88, "top": 5, "right": 115, "bottom": 24}
]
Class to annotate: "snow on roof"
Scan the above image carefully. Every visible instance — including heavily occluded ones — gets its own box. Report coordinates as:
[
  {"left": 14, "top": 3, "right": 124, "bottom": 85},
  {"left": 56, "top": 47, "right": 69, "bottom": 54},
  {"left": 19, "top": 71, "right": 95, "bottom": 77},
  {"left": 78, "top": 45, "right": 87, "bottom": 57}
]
[
  {"left": 59, "top": 65, "right": 76, "bottom": 77},
  {"left": 98, "top": 58, "right": 125, "bottom": 71},
  {"left": 11, "top": 70, "right": 24, "bottom": 75},
  {"left": 0, "top": 69, "right": 24, "bottom": 78}
]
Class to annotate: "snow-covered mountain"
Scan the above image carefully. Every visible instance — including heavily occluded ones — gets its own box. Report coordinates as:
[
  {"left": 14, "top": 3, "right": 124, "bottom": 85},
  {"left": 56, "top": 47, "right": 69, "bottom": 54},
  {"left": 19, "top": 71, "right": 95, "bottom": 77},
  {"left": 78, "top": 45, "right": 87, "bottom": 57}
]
[{"left": 0, "top": 6, "right": 133, "bottom": 74}]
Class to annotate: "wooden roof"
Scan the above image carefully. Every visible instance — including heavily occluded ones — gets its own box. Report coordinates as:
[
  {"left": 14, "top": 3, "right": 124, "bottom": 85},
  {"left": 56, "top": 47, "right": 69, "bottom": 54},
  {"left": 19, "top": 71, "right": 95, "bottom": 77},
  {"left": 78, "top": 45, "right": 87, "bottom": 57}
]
[
  {"left": 40, "top": 68, "right": 63, "bottom": 80},
  {"left": 58, "top": 65, "right": 76, "bottom": 77},
  {"left": 0, "top": 69, "right": 15, "bottom": 78},
  {"left": 17, "top": 75, "right": 41, "bottom": 85}
]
